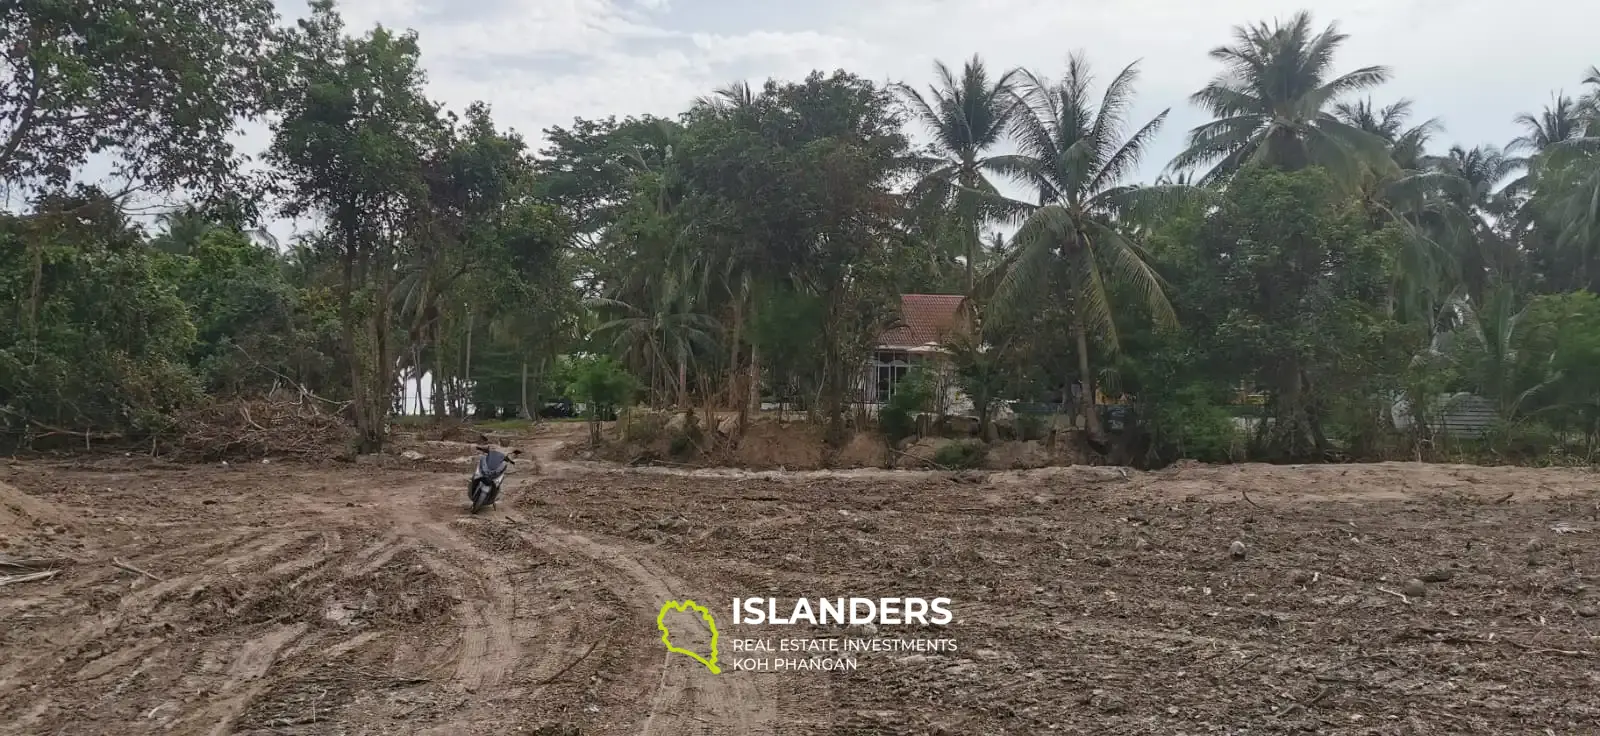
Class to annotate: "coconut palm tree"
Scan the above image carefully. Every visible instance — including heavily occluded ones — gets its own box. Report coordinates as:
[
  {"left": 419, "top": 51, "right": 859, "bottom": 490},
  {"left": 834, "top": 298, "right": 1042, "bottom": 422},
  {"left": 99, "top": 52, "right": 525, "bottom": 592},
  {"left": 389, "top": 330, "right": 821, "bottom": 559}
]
[
  {"left": 1510, "top": 94, "right": 1586, "bottom": 155},
  {"left": 1416, "top": 144, "right": 1525, "bottom": 304},
  {"left": 148, "top": 208, "right": 218, "bottom": 255},
  {"left": 1432, "top": 145, "right": 1520, "bottom": 222},
  {"left": 694, "top": 80, "right": 756, "bottom": 117},
  {"left": 1169, "top": 11, "right": 1393, "bottom": 187},
  {"left": 590, "top": 257, "right": 718, "bottom": 409},
  {"left": 1318, "top": 95, "right": 1458, "bottom": 323},
  {"left": 1578, "top": 67, "right": 1600, "bottom": 129},
  {"left": 985, "top": 52, "right": 1186, "bottom": 439},
  {"left": 689, "top": 82, "right": 768, "bottom": 420},
  {"left": 1535, "top": 133, "right": 1600, "bottom": 284},
  {"left": 1333, "top": 97, "right": 1440, "bottom": 171},
  {"left": 1503, "top": 93, "right": 1591, "bottom": 222},
  {"left": 894, "top": 55, "right": 1021, "bottom": 296}
]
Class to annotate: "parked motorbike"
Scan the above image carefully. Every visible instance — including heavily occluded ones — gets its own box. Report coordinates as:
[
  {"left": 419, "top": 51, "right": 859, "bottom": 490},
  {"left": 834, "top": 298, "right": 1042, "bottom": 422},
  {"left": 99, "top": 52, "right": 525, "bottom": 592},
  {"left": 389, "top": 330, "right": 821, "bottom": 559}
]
[{"left": 468, "top": 446, "right": 520, "bottom": 513}]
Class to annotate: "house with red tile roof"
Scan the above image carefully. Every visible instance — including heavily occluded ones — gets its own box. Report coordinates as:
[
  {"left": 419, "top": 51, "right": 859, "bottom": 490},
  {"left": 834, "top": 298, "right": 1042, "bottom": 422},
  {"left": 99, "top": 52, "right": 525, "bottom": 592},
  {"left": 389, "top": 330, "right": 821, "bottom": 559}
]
[{"left": 864, "top": 294, "right": 973, "bottom": 408}]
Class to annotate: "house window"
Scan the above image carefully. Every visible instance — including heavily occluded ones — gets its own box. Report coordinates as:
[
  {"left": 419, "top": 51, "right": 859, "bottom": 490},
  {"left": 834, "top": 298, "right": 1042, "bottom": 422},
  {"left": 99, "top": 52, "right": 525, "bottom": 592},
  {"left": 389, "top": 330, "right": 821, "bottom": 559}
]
[{"left": 872, "top": 351, "right": 911, "bottom": 403}]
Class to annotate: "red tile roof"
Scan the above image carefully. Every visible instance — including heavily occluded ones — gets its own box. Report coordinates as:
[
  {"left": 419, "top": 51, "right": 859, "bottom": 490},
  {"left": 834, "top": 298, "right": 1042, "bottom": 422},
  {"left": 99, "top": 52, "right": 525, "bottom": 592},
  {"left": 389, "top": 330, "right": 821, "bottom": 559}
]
[{"left": 878, "top": 294, "right": 967, "bottom": 347}]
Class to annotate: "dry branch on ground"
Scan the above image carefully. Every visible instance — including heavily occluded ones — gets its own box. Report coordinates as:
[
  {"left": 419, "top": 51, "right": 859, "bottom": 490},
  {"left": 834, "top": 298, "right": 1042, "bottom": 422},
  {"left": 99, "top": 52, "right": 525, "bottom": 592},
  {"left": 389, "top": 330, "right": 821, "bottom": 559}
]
[{"left": 163, "top": 399, "right": 353, "bottom": 460}]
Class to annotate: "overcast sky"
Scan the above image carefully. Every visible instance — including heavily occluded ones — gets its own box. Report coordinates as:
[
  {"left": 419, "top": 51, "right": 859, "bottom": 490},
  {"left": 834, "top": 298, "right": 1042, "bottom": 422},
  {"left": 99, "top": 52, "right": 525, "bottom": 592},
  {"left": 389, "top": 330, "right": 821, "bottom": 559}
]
[{"left": 234, "top": 0, "right": 1600, "bottom": 239}]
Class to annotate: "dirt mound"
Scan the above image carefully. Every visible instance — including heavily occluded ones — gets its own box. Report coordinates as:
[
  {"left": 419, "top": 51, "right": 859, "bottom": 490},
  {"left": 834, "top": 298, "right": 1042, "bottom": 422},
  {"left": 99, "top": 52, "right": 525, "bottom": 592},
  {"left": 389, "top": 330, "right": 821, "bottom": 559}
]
[
  {"left": 983, "top": 439, "right": 1052, "bottom": 469},
  {"left": 0, "top": 479, "right": 81, "bottom": 558},
  {"left": 832, "top": 431, "right": 889, "bottom": 468},
  {"left": 574, "top": 415, "right": 1089, "bottom": 473},
  {"left": 896, "top": 437, "right": 955, "bottom": 468},
  {"left": 166, "top": 399, "right": 353, "bottom": 460},
  {"left": 729, "top": 420, "right": 826, "bottom": 469}
]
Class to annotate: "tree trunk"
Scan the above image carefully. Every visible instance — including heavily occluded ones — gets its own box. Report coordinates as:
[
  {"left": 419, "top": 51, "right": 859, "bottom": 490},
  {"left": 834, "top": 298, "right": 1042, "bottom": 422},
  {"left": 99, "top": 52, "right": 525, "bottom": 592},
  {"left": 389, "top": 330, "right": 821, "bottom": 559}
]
[
  {"left": 413, "top": 347, "right": 424, "bottom": 415},
  {"left": 700, "top": 371, "right": 717, "bottom": 451},
  {"left": 462, "top": 311, "right": 473, "bottom": 420},
  {"left": 370, "top": 244, "right": 394, "bottom": 450},
  {"left": 821, "top": 310, "right": 846, "bottom": 448},
  {"left": 1302, "top": 369, "right": 1330, "bottom": 454},
  {"left": 677, "top": 352, "right": 688, "bottom": 410},
  {"left": 1075, "top": 315, "right": 1103, "bottom": 439},
  {"left": 431, "top": 319, "right": 446, "bottom": 418},
  {"left": 27, "top": 242, "right": 42, "bottom": 352},
  {"left": 532, "top": 357, "right": 545, "bottom": 425},
  {"left": 727, "top": 299, "right": 742, "bottom": 409},
  {"left": 749, "top": 346, "right": 761, "bottom": 409},
  {"left": 339, "top": 245, "right": 375, "bottom": 453},
  {"left": 960, "top": 164, "right": 978, "bottom": 297},
  {"left": 1263, "top": 361, "right": 1320, "bottom": 460},
  {"left": 519, "top": 360, "right": 530, "bottom": 420}
]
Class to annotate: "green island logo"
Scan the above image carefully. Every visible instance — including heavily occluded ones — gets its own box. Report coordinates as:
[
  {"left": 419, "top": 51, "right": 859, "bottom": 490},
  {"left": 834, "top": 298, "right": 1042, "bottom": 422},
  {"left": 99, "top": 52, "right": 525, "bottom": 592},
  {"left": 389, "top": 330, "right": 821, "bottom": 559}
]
[{"left": 656, "top": 599, "right": 721, "bottom": 674}]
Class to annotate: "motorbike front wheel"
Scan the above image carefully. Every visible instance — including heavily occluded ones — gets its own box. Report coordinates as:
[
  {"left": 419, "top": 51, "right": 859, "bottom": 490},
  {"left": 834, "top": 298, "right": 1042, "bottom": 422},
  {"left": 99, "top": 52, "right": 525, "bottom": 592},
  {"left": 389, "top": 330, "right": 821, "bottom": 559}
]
[{"left": 469, "top": 481, "right": 487, "bottom": 514}]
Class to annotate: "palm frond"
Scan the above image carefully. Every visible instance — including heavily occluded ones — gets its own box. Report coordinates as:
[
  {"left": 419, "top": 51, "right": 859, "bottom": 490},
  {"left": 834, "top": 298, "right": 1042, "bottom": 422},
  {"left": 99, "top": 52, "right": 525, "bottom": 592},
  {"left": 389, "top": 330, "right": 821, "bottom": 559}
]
[
  {"left": 1090, "top": 222, "right": 1179, "bottom": 331},
  {"left": 1090, "top": 108, "right": 1168, "bottom": 194}
]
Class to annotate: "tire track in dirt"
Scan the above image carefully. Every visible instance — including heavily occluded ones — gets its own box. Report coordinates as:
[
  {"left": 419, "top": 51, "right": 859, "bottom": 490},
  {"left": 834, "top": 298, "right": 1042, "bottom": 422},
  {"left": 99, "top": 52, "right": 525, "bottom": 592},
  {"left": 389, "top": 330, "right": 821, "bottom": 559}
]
[
  {"left": 348, "top": 477, "right": 590, "bottom": 730},
  {"left": 0, "top": 530, "right": 306, "bottom": 695},
  {"left": 512, "top": 518, "right": 779, "bottom": 736},
  {"left": 0, "top": 529, "right": 333, "bottom": 734},
  {"left": 341, "top": 532, "right": 408, "bottom": 576},
  {"left": 172, "top": 623, "right": 310, "bottom": 736},
  {"left": 349, "top": 479, "right": 531, "bottom": 697},
  {"left": 414, "top": 521, "right": 524, "bottom": 693},
  {"left": 449, "top": 518, "right": 601, "bottom": 698}
]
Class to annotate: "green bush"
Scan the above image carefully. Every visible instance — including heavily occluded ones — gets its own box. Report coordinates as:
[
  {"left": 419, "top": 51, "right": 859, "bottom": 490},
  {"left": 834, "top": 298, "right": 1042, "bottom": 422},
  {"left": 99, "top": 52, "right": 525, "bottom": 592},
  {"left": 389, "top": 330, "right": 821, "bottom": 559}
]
[
  {"left": 1144, "top": 384, "right": 1240, "bottom": 463},
  {"left": 879, "top": 367, "right": 934, "bottom": 444},
  {"left": 565, "top": 354, "right": 639, "bottom": 444},
  {"left": 933, "top": 439, "right": 988, "bottom": 469}
]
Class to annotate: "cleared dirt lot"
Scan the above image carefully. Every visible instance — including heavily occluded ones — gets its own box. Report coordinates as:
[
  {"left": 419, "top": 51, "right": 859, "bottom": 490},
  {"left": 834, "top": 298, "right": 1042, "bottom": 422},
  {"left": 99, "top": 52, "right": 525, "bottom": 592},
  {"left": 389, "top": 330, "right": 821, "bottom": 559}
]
[{"left": 3, "top": 442, "right": 1600, "bottom": 734}]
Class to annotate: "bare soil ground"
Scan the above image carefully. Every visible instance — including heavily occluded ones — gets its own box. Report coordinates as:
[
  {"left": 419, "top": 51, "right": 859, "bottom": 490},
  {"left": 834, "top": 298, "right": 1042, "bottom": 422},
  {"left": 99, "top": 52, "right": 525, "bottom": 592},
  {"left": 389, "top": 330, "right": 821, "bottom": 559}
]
[{"left": 4, "top": 429, "right": 1600, "bottom": 734}]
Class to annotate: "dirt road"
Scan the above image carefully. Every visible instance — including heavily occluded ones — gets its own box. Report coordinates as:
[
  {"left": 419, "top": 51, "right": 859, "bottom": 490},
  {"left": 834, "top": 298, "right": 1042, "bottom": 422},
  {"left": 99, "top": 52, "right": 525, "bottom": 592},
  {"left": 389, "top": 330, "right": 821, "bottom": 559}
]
[{"left": 4, "top": 440, "right": 1600, "bottom": 734}]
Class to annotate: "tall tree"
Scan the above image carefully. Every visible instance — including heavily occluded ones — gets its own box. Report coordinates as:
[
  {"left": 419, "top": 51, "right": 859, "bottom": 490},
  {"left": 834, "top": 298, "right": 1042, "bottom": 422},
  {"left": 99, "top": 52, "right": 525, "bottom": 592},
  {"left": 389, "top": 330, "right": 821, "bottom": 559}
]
[
  {"left": 1520, "top": 72, "right": 1600, "bottom": 292},
  {"left": 268, "top": 0, "right": 441, "bottom": 451},
  {"left": 1422, "top": 144, "right": 1524, "bottom": 301},
  {"left": 675, "top": 71, "right": 911, "bottom": 444},
  {"left": 1327, "top": 96, "right": 1459, "bottom": 318},
  {"left": 1534, "top": 133, "right": 1600, "bottom": 288},
  {"left": 1188, "top": 165, "right": 1404, "bottom": 460},
  {"left": 399, "top": 101, "right": 543, "bottom": 417},
  {"left": 1581, "top": 67, "right": 1600, "bottom": 124},
  {"left": 1170, "top": 10, "right": 1392, "bottom": 186},
  {"left": 1, "top": 0, "right": 279, "bottom": 199},
  {"left": 1333, "top": 98, "right": 1440, "bottom": 171},
  {"left": 894, "top": 56, "right": 1020, "bottom": 295},
  {"left": 988, "top": 53, "right": 1184, "bottom": 440},
  {"left": 1510, "top": 94, "right": 1586, "bottom": 155}
]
